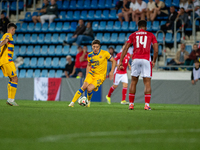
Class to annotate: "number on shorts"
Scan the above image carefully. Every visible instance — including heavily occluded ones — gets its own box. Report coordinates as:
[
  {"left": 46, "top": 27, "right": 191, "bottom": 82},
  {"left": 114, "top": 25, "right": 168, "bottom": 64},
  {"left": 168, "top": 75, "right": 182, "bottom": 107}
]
[{"left": 136, "top": 36, "right": 147, "bottom": 48}]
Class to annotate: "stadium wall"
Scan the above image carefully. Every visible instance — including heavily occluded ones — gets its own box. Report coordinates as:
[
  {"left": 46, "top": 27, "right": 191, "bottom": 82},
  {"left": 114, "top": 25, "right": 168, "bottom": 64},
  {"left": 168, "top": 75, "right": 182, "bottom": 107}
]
[{"left": 0, "top": 78, "right": 199, "bottom": 104}]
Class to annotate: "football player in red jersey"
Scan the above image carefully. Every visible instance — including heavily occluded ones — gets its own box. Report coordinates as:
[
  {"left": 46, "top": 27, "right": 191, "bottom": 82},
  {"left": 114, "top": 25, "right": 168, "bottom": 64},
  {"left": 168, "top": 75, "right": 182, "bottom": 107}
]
[
  {"left": 118, "top": 20, "right": 158, "bottom": 110},
  {"left": 106, "top": 45, "right": 131, "bottom": 105}
]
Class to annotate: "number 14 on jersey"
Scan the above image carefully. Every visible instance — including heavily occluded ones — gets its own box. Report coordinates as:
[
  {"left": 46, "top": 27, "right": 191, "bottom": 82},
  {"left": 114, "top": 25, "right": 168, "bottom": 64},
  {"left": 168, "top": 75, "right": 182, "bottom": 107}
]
[{"left": 136, "top": 36, "right": 147, "bottom": 48}]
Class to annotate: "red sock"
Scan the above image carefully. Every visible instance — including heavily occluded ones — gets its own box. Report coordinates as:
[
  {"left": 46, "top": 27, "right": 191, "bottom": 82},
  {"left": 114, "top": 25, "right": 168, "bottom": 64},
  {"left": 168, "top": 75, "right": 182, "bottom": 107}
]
[
  {"left": 129, "top": 93, "right": 135, "bottom": 103},
  {"left": 108, "top": 86, "right": 115, "bottom": 97},
  {"left": 122, "top": 88, "right": 127, "bottom": 100},
  {"left": 145, "top": 94, "right": 151, "bottom": 103}
]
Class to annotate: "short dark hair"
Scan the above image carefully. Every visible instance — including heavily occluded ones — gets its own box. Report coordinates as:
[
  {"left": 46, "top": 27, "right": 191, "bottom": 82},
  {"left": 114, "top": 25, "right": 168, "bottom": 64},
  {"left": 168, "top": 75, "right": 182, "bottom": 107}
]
[
  {"left": 7, "top": 23, "right": 17, "bottom": 29},
  {"left": 194, "top": 59, "right": 199, "bottom": 63},
  {"left": 170, "top": 6, "right": 175, "bottom": 9},
  {"left": 92, "top": 40, "right": 100, "bottom": 46},
  {"left": 138, "top": 20, "right": 147, "bottom": 28},
  {"left": 180, "top": 7, "right": 185, "bottom": 10},
  {"left": 108, "top": 47, "right": 114, "bottom": 51}
]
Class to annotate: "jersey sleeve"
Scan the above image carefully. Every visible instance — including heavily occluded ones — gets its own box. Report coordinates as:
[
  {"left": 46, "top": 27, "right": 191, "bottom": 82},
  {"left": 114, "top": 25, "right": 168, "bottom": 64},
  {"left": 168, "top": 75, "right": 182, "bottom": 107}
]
[
  {"left": 105, "top": 51, "right": 112, "bottom": 60},
  {"left": 152, "top": 33, "right": 157, "bottom": 44},
  {"left": 114, "top": 53, "right": 120, "bottom": 61},
  {"left": 127, "top": 34, "right": 133, "bottom": 44}
]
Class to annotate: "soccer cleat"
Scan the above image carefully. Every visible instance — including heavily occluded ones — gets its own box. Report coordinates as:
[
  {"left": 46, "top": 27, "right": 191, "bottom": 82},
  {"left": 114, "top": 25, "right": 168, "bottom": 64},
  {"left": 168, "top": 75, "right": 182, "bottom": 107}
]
[
  {"left": 121, "top": 100, "right": 129, "bottom": 105},
  {"left": 68, "top": 102, "right": 74, "bottom": 107},
  {"left": 6, "top": 101, "right": 19, "bottom": 106},
  {"left": 129, "top": 104, "right": 134, "bottom": 110},
  {"left": 144, "top": 105, "right": 151, "bottom": 110},
  {"left": 85, "top": 101, "right": 91, "bottom": 107},
  {"left": 106, "top": 95, "right": 111, "bottom": 104}
]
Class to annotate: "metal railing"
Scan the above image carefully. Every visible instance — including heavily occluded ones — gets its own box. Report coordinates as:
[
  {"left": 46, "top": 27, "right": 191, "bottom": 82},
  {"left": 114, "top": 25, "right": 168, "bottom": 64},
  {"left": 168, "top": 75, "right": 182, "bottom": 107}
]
[{"left": 0, "top": 0, "right": 10, "bottom": 17}]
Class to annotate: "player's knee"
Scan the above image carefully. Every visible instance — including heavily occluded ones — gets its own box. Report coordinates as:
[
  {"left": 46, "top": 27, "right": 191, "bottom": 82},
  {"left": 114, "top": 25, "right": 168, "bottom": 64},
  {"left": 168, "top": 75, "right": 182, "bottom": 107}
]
[
  {"left": 11, "top": 76, "right": 18, "bottom": 83},
  {"left": 87, "top": 86, "right": 93, "bottom": 93},
  {"left": 113, "top": 85, "right": 118, "bottom": 89}
]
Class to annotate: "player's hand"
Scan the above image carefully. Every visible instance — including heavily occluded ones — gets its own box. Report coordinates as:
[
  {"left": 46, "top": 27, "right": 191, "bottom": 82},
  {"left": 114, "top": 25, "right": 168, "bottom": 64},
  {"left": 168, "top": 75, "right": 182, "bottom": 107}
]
[
  {"left": 117, "top": 62, "right": 124, "bottom": 70},
  {"left": 109, "top": 72, "right": 114, "bottom": 80},
  {"left": 152, "top": 62, "right": 155, "bottom": 68}
]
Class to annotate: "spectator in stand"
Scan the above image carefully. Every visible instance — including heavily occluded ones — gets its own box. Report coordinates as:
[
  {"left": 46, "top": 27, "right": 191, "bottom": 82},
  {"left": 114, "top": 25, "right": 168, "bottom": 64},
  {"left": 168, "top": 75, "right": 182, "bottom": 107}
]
[
  {"left": 160, "top": 6, "right": 177, "bottom": 33},
  {"left": 32, "top": 0, "right": 49, "bottom": 24},
  {"left": 167, "top": 43, "right": 189, "bottom": 65},
  {"left": 150, "top": 0, "right": 169, "bottom": 21},
  {"left": 179, "top": 0, "right": 188, "bottom": 10},
  {"left": 115, "top": 0, "right": 124, "bottom": 10},
  {"left": 186, "top": 0, "right": 200, "bottom": 23},
  {"left": 118, "top": 0, "right": 131, "bottom": 24},
  {"left": 176, "top": 8, "right": 189, "bottom": 31},
  {"left": 79, "top": 46, "right": 89, "bottom": 78},
  {"left": 133, "top": 0, "right": 147, "bottom": 24},
  {"left": 63, "top": 19, "right": 86, "bottom": 45},
  {"left": 0, "top": 12, "right": 10, "bottom": 34},
  {"left": 185, "top": 44, "right": 200, "bottom": 66},
  {"left": 146, "top": 0, "right": 156, "bottom": 21},
  {"left": 107, "top": 47, "right": 117, "bottom": 77},
  {"left": 40, "top": 0, "right": 58, "bottom": 25},
  {"left": 191, "top": 60, "right": 200, "bottom": 84},
  {"left": 64, "top": 55, "right": 75, "bottom": 78}
]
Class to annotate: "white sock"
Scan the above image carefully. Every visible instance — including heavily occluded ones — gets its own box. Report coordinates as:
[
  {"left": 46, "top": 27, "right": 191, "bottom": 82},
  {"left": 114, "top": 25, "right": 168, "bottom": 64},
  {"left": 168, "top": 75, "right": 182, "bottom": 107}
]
[
  {"left": 70, "top": 102, "right": 74, "bottom": 105},
  {"left": 129, "top": 103, "right": 134, "bottom": 105},
  {"left": 145, "top": 103, "right": 149, "bottom": 106},
  {"left": 8, "top": 98, "right": 14, "bottom": 102}
]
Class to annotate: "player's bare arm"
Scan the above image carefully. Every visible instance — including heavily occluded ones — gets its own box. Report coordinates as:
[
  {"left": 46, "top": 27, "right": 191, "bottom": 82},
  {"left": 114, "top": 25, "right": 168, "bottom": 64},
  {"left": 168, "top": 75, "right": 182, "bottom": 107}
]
[
  {"left": 109, "top": 57, "right": 116, "bottom": 80},
  {"left": 152, "top": 43, "right": 158, "bottom": 68},
  {"left": 85, "top": 62, "right": 91, "bottom": 77},
  {"left": 118, "top": 42, "right": 131, "bottom": 70},
  {"left": 0, "top": 38, "right": 9, "bottom": 47}
]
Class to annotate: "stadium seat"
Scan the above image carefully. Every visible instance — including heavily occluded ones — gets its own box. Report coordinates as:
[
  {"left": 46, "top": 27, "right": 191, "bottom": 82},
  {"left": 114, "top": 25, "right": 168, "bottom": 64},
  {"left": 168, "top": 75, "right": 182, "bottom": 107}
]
[
  {"left": 41, "top": 45, "right": 48, "bottom": 56},
  {"left": 44, "top": 34, "right": 51, "bottom": 44},
  {"left": 33, "top": 46, "right": 41, "bottom": 56},
  {"left": 129, "top": 21, "right": 136, "bottom": 31},
  {"left": 160, "top": 21, "right": 167, "bottom": 26},
  {"left": 30, "top": 57, "right": 37, "bottom": 68},
  {"left": 172, "top": 0, "right": 179, "bottom": 8},
  {"left": 24, "top": 12, "right": 32, "bottom": 22},
  {"left": 67, "top": 33, "right": 73, "bottom": 41},
  {"left": 20, "top": 23, "right": 28, "bottom": 33},
  {"left": 16, "top": 34, "right": 23, "bottom": 44},
  {"left": 116, "top": 45, "right": 122, "bottom": 53},
  {"left": 23, "top": 34, "right": 31, "bottom": 44},
  {"left": 55, "top": 22, "right": 62, "bottom": 32},
  {"left": 165, "top": 33, "right": 173, "bottom": 43},
  {"left": 70, "top": 46, "right": 78, "bottom": 56},
  {"left": 59, "top": 33, "right": 66, "bottom": 44},
  {"left": 77, "top": 0, "right": 83, "bottom": 9},
  {"left": 106, "top": 21, "right": 114, "bottom": 31},
  {"left": 66, "top": 11, "right": 73, "bottom": 20},
  {"left": 44, "top": 57, "right": 52, "bottom": 68},
  {"left": 59, "top": 57, "right": 66, "bottom": 69},
  {"left": 55, "top": 45, "right": 63, "bottom": 56},
  {"left": 49, "top": 70, "right": 55, "bottom": 78},
  {"left": 55, "top": 70, "right": 63, "bottom": 78},
  {"left": 110, "top": 33, "right": 118, "bottom": 44},
  {"left": 15, "top": 23, "right": 21, "bottom": 33},
  {"left": 23, "top": 57, "right": 30, "bottom": 68},
  {"left": 74, "top": 11, "right": 80, "bottom": 20},
  {"left": 102, "top": 10, "right": 109, "bottom": 20},
  {"left": 186, "top": 45, "right": 192, "bottom": 53},
  {"left": 27, "top": 23, "right": 35, "bottom": 32},
  {"left": 109, "top": 9, "right": 117, "bottom": 20},
  {"left": 48, "top": 45, "right": 55, "bottom": 56},
  {"left": 0, "top": 69, "right": 3, "bottom": 78},
  {"left": 14, "top": 46, "right": 19, "bottom": 57},
  {"left": 35, "top": 23, "right": 42, "bottom": 32},
  {"left": 114, "top": 21, "right": 121, "bottom": 31},
  {"left": 157, "top": 32, "right": 164, "bottom": 43},
  {"left": 105, "top": 0, "right": 112, "bottom": 8},
  {"left": 41, "top": 69, "right": 48, "bottom": 77},
  {"left": 63, "top": 22, "right": 70, "bottom": 32},
  {"left": 34, "top": 69, "right": 41, "bottom": 78},
  {"left": 92, "top": 21, "right": 99, "bottom": 31},
  {"left": 122, "top": 21, "right": 129, "bottom": 31},
  {"left": 52, "top": 58, "right": 59, "bottom": 69},
  {"left": 146, "top": 21, "right": 152, "bottom": 31},
  {"left": 69, "top": 0, "right": 76, "bottom": 9},
  {"left": 26, "top": 45, "right": 34, "bottom": 56},
  {"left": 52, "top": 33, "right": 59, "bottom": 44},
  {"left": 112, "top": 0, "right": 118, "bottom": 7},
  {"left": 95, "top": 10, "right": 102, "bottom": 20},
  {"left": 96, "top": 33, "right": 103, "bottom": 42},
  {"left": 87, "top": 45, "right": 92, "bottom": 52},
  {"left": 101, "top": 45, "right": 107, "bottom": 51},
  {"left": 56, "top": 0, "right": 62, "bottom": 9},
  {"left": 26, "top": 69, "right": 33, "bottom": 78},
  {"left": 19, "top": 46, "right": 26, "bottom": 56},
  {"left": 152, "top": 21, "right": 160, "bottom": 31},
  {"left": 118, "top": 33, "right": 126, "bottom": 44},
  {"left": 12, "top": 34, "right": 17, "bottom": 42},
  {"left": 91, "top": 0, "right": 97, "bottom": 9},
  {"left": 19, "top": 69, "right": 26, "bottom": 78},
  {"left": 109, "top": 45, "right": 115, "bottom": 49},
  {"left": 30, "top": 34, "right": 37, "bottom": 44},
  {"left": 41, "top": 23, "right": 49, "bottom": 32},
  {"left": 32, "top": 12, "right": 38, "bottom": 17},
  {"left": 11, "top": 1, "right": 23, "bottom": 11},
  {"left": 158, "top": 45, "right": 163, "bottom": 56},
  {"left": 99, "top": 21, "right": 106, "bottom": 31},
  {"left": 63, "top": 45, "right": 70, "bottom": 55},
  {"left": 165, "top": 0, "right": 172, "bottom": 7},
  {"left": 37, "top": 57, "right": 45, "bottom": 68},
  {"left": 48, "top": 22, "right": 56, "bottom": 32},
  {"left": 59, "top": 11, "right": 66, "bottom": 21},
  {"left": 70, "top": 22, "right": 77, "bottom": 32},
  {"left": 83, "top": 0, "right": 90, "bottom": 9},
  {"left": 80, "top": 11, "right": 87, "bottom": 20},
  {"left": 62, "top": 1, "right": 69, "bottom": 10},
  {"left": 88, "top": 10, "right": 95, "bottom": 20},
  {"left": 98, "top": 0, "right": 105, "bottom": 9},
  {"left": 175, "top": 32, "right": 181, "bottom": 43},
  {"left": 102, "top": 33, "right": 110, "bottom": 44}
]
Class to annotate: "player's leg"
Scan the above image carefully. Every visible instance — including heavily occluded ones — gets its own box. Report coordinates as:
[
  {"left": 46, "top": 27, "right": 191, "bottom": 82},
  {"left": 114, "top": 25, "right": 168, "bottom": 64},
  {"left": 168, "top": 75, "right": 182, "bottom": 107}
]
[
  {"left": 121, "top": 73, "right": 129, "bottom": 104},
  {"left": 49, "top": 15, "right": 56, "bottom": 24},
  {"left": 118, "top": 12, "right": 123, "bottom": 24},
  {"left": 129, "top": 76, "right": 138, "bottom": 110},
  {"left": 86, "top": 84, "right": 96, "bottom": 107}
]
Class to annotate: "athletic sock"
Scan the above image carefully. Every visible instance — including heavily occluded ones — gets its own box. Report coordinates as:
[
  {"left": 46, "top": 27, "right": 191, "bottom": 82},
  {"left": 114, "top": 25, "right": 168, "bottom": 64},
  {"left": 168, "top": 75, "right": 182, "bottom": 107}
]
[
  {"left": 107, "top": 86, "right": 115, "bottom": 97},
  {"left": 145, "top": 94, "right": 151, "bottom": 106},
  {"left": 10, "top": 82, "right": 18, "bottom": 101},
  {"left": 72, "top": 88, "right": 84, "bottom": 103},
  {"left": 129, "top": 93, "right": 135, "bottom": 105},
  {"left": 7, "top": 81, "right": 11, "bottom": 100},
  {"left": 87, "top": 91, "right": 93, "bottom": 101},
  {"left": 122, "top": 87, "right": 127, "bottom": 101}
]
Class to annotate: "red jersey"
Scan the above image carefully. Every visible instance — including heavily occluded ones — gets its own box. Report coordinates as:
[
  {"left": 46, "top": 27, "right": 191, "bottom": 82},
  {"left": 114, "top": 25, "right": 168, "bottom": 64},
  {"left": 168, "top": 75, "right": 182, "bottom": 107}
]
[
  {"left": 75, "top": 51, "right": 88, "bottom": 68},
  {"left": 127, "top": 29, "right": 157, "bottom": 61},
  {"left": 115, "top": 52, "right": 131, "bottom": 74},
  {"left": 80, "top": 52, "right": 89, "bottom": 68}
]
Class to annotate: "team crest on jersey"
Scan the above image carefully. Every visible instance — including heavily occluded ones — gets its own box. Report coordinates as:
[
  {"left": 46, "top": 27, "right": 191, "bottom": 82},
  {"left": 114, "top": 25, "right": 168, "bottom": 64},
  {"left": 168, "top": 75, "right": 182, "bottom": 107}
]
[{"left": 99, "top": 55, "right": 102, "bottom": 59}]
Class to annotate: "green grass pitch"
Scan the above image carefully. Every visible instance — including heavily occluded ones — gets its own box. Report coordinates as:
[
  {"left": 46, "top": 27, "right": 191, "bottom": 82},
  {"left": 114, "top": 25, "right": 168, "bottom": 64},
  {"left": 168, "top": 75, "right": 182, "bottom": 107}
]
[{"left": 0, "top": 100, "right": 200, "bottom": 150}]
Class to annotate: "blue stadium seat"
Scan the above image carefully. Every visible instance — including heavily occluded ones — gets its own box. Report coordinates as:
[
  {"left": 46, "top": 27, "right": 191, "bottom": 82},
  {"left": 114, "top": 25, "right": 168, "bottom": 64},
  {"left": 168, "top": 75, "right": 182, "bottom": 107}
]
[
  {"left": 157, "top": 32, "right": 164, "bottom": 43},
  {"left": 44, "top": 34, "right": 51, "bottom": 44},
  {"left": 129, "top": 21, "right": 136, "bottom": 31},
  {"left": 18, "top": 1, "right": 23, "bottom": 10},
  {"left": 16, "top": 34, "right": 23, "bottom": 44},
  {"left": 14, "top": 46, "right": 19, "bottom": 57},
  {"left": 52, "top": 58, "right": 59, "bottom": 69},
  {"left": 105, "top": 0, "right": 112, "bottom": 8},
  {"left": 102, "top": 33, "right": 110, "bottom": 44},
  {"left": 74, "top": 11, "right": 80, "bottom": 20},
  {"left": 116, "top": 45, "right": 122, "bottom": 53},
  {"left": 12, "top": 34, "right": 16, "bottom": 41},
  {"left": 83, "top": 0, "right": 90, "bottom": 9},
  {"left": 23, "top": 34, "right": 31, "bottom": 44},
  {"left": 70, "top": 46, "right": 78, "bottom": 56},
  {"left": 122, "top": 21, "right": 129, "bottom": 31},
  {"left": 98, "top": 21, "right": 106, "bottom": 31},
  {"left": 59, "top": 33, "right": 66, "bottom": 44},
  {"left": 87, "top": 45, "right": 92, "bottom": 52},
  {"left": 34, "top": 69, "right": 41, "bottom": 77},
  {"left": 63, "top": 22, "right": 70, "bottom": 32},
  {"left": 32, "top": 12, "right": 38, "bottom": 17},
  {"left": 102, "top": 10, "right": 109, "bottom": 20},
  {"left": 35, "top": 23, "right": 42, "bottom": 32},
  {"left": 118, "top": 33, "right": 126, "bottom": 44},
  {"left": 175, "top": 32, "right": 181, "bottom": 43},
  {"left": 112, "top": 0, "right": 118, "bottom": 7},
  {"left": 172, "top": 0, "right": 179, "bottom": 8},
  {"left": 91, "top": 0, "right": 97, "bottom": 9},
  {"left": 24, "top": 12, "right": 32, "bottom": 21},
  {"left": 55, "top": 22, "right": 62, "bottom": 32},
  {"left": 95, "top": 10, "right": 102, "bottom": 20},
  {"left": 15, "top": 23, "right": 21, "bottom": 33},
  {"left": 62, "top": 1, "right": 69, "bottom": 10},
  {"left": 110, "top": 33, "right": 118, "bottom": 44},
  {"left": 27, "top": 22, "right": 35, "bottom": 32},
  {"left": 165, "top": 33, "right": 173, "bottom": 43},
  {"left": 152, "top": 21, "right": 160, "bottom": 31},
  {"left": 23, "top": 57, "right": 30, "bottom": 68},
  {"left": 165, "top": 0, "right": 172, "bottom": 7},
  {"left": 0, "top": 69, "right": 4, "bottom": 78},
  {"left": 48, "top": 45, "right": 55, "bottom": 56},
  {"left": 48, "top": 22, "right": 56, "bottom": 32},
  {"left": 41, "top": 70, "right": 48, "bottom": 77},
  {"left": 109, "top": 9, "right": 117, "bottom": 19},
  {"left": 101, "top": 45, "right": 107, "bottom": 51},
  {"left": 114, "top": 21, "right": 121, "bottom": 31},
  {"left": 19, "top": 46, "right": 26, "bottom": 56},
  {"left": 49, "top": 70, "right": 55, "bottom": 78},
  {"left": 59, "top": 11, "right": 66, "bottom": 21},
  {"left": 59, "top": 57, "right": 66, "bottom": 69},
  {"left": 26, "top": 69, "right": 33, "bottom": 78},
  {"left": 106, "top": 21, "right": 114, "bottom": 31},
  {"left": 52, "top": 33, "right": 59, "bottom": 44},
  {"left": 66, "top": 11, "right": 73, "bottom": 20},
  {"left": 30, "top": 34, "right": 37, "bottom": 44},
  {"left": 26, "top": 45, "right": 34, "bottom": 56},
  {"left": 34, "top": 46, "right": 41, "bottom": 56},
  {"left": 160, "top": 21, "right": 167, "bottom": 26},
  {"left": 41, "top": 45, "right": 48, "bottom": 56},
  {"left": 80, "top": 11, "right": 87, "bottom": 20},
  {"left": 41, "top": 23, "right": 49, "bottom": 32},
  {"left": 69, "top": 0, "right": 76, "bottom": 9},
  {"left": 98, "top": 0, "right": 105, "bottom": 9},
  {"left": 92, "top": 21, "right": 99, "bottom": 31},
  {"left": 88, "top": 10, "right": 94, "bottom": 20},
  {"left": 186, "top": 45, "right": 192, "bottom": 54},
  {"left": 146, "top": 21, "right": 152, "bottom": 31},
  {"left": 19, "top": 69, "right": 26, "bottom": 78},
  {"left": 77, "top": 0, "right": 83, "bottom": 9},
  {"left": 67, "top": 33, "right": 73, "bottom": 41},
  {"left": 55, "top": 70, "right": 63, "bottom": 78},
  {"left": 70, "top": 22, "right": 77, "bottom": 32},
  {"left": 37, "top": 57, "right": 45, "bottom": 68},
  {"left": 21, "top": 23, "right": 28, "bottom": 32},
  {"left": 30, "top": 57, "right": 37, "bottom": 68},
  {"left": 63, "top": 45, "right": 70, "bottom": 55},
  {"left": 96, "top": 33, "right": 103, "bottom": 42},
  {"left": 45, "top": 57, "right": 52, "bottom": 68},
  {"left": 55, "top": 45, "right": 63, "bottom": 56},
  {"left": 56, "top": 0, "right": 62, "bottom": 9}
]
